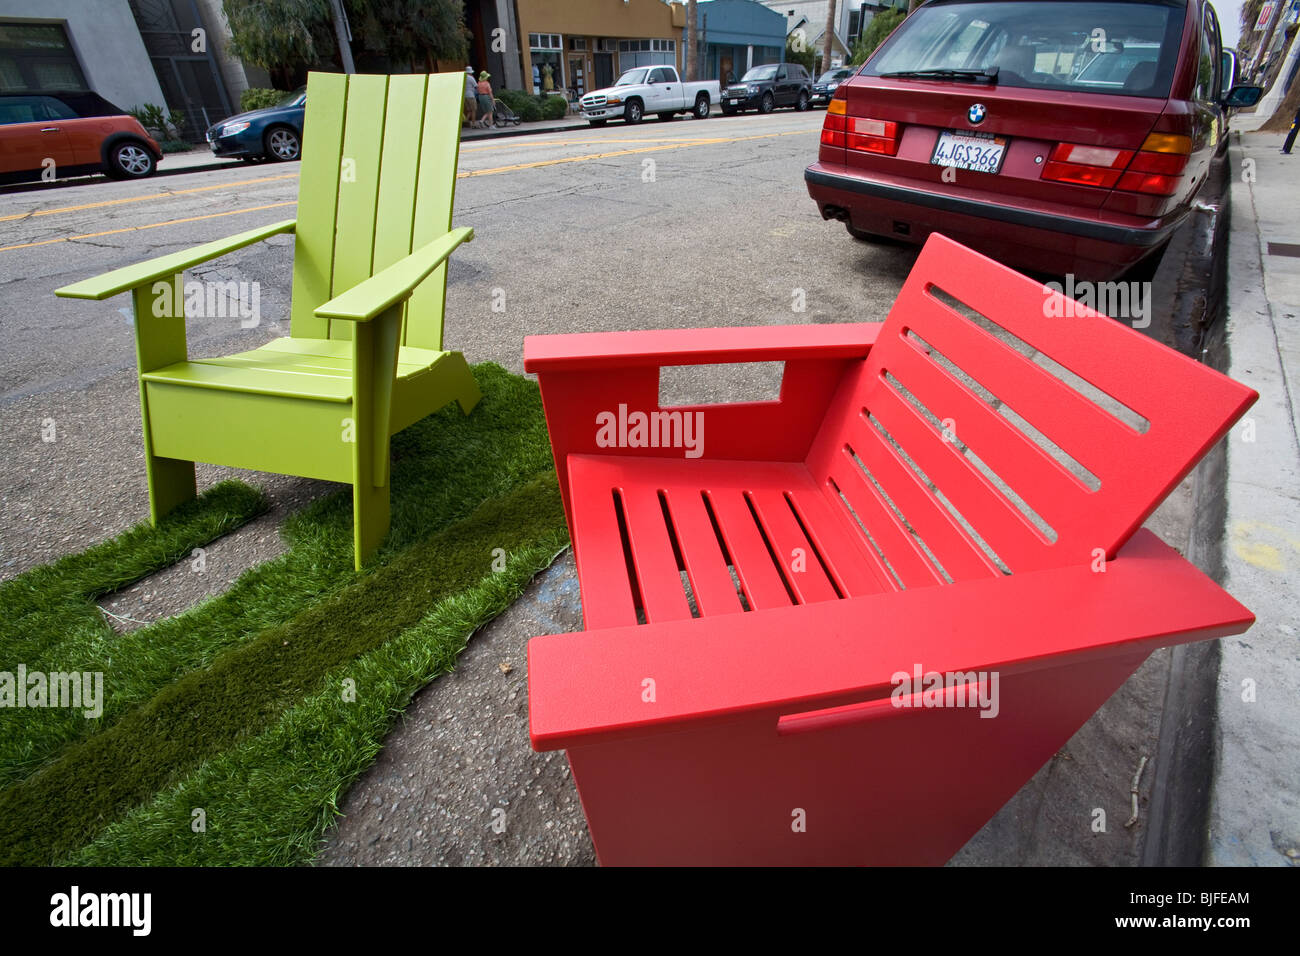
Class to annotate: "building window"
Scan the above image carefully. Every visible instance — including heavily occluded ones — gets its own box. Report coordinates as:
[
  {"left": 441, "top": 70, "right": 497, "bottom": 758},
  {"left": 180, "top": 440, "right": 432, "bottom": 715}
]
[
  {"left": 568, "top": 38, "right": 587, "bottom": 51},
  {"left": 596, "top": 38, "right": 617, "bottom": 52},
  {"left": 0, "top": 21, "right": 88, "bottom": 93},
  {"left": 530, "top": 34, "right": 563, "bottom": 94}
]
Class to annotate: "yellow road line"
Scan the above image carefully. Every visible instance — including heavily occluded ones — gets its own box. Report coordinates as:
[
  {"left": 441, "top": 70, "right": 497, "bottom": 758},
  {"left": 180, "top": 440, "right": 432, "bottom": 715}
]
[
  {"left": 0, "top": 173, "right": 298, "bottom": 223},
  {"left": 2, "top": 128, "right": 814, "bottom": 254},
  {"left": 0, "top": 201, "right": 296, "bottom": 253},
  {"left": 458, "top": 129, "right": 810, "bottom": 178}
]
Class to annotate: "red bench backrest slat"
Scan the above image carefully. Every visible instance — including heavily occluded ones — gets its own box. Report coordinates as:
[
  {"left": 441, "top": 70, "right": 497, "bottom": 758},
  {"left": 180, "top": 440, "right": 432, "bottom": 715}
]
[{"left": 806, "top": 234, "right": 1257, "bottom": 578}]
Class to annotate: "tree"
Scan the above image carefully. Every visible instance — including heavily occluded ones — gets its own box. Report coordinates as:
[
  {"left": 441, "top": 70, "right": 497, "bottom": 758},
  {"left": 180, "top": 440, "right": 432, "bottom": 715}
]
[
  {"left": 822, "top": 0, "right": 838, "bottom": 74},
  {"left": 346, "top": 0, "right": 469, "bottom": 70},
  {"left": 222, "top": 0, "right": 469, "bottom": 79},
  {"left": 851, "top": 9, "right": 906, "bottom": 65},
  {"left": 221, "top": 0, "right": 334, "bottom": 77},
  {"left": 786, "top": 36, "right": 815, "bottom": 74}
]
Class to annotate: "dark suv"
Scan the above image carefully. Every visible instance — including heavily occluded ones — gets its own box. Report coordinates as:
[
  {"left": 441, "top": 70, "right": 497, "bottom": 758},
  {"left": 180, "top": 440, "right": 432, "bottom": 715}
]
[
  {"left": 812, "top": 68, "right": 855, "bottom": 106},
  {"left": 723, "top": 63, "right": 813, "bottom": 114}
]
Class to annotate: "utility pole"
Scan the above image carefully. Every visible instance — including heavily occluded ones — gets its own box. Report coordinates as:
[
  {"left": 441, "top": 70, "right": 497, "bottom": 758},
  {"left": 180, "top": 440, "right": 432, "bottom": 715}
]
[
  {"left": 686, "top": 0, "right": 698, "bottom": 80},
  {"left": 328, "top": 0, "right": 356, "bottom": 74},
  {"left": 822, "top": 0, "right": 838, "bottom": 74}
]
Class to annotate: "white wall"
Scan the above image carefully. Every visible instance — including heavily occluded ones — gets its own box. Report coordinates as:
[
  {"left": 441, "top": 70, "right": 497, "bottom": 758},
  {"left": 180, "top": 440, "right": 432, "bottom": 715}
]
[{"left": 0, "top": 0, "right": 166, "bottom": 110}]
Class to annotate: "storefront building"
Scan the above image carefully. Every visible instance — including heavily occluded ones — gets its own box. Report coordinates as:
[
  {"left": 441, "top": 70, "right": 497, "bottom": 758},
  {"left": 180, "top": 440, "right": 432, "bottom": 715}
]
[
  {"left": 514, "top": 0, "right": 686, "bottom": 98},
  {"left": 687, "top": 0, "right": 787, "bottom": 85}
]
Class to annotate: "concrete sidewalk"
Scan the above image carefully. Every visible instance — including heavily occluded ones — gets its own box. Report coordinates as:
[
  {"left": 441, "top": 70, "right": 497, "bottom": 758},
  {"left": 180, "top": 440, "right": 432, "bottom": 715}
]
[{"left": 1208, "top": 117, "right": 1300, "bottom": 866}]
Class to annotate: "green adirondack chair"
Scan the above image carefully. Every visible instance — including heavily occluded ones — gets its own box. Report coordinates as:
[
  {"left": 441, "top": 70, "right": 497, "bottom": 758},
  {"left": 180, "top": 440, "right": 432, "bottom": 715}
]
[{"left": 55, "top": 72, "right": 481, "bottom": 570}]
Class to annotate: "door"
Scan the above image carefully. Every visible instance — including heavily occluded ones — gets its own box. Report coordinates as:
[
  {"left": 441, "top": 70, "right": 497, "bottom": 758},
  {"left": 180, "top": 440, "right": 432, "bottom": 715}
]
[
  {"left": 657, "top": 67, "right": 682, "bottom": 109},
  {"left": 40, "top": 96, "right": 103, "bottom": 167},
  {"left": 595, "top": 53, "right": 614, "bottom": 89},
  {"left": 646, "top": 67, "right": 671, "bottom": 111},
  {"left": 720, "top": 54, "right": 734, "bottom": 86},
  {"left": 775, "top": 65, "right": 792, "bottom": 105},
  {"left": 0, "top": 96, "right": 73, "bottom": 177},
  {"left": 569, "top": 57, "right": 586, "bottom": 99}
]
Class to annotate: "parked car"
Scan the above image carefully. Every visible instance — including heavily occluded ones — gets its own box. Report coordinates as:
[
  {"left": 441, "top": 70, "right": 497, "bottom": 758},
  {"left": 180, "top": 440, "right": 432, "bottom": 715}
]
[
  {"left": 804, "top": 0, "right": 1263, "bottom": 281},
  {"left": 580, "top": 66, "right": 720, "bottom": 125},
  {"left": 811, "top": 68, "right": 855, "bottom": 106},
  {"left": 206, "top": 89, "right": 305, "bottom": 162},
  {"left": 723, "top": 63, "right": 814, "bottom": 114},
  {"left": 0, "top": 91, "right": 161, "bottom": 184}
]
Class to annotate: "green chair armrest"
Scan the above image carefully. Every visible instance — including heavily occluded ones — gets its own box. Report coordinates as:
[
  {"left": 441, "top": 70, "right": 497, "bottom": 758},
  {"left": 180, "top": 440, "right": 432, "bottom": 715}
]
[
  {"left": 314, "top": 227, "right": 474, "bottom": 322},
  {"left": 54, "top": 219, "right": 298, "bottom": 301}
]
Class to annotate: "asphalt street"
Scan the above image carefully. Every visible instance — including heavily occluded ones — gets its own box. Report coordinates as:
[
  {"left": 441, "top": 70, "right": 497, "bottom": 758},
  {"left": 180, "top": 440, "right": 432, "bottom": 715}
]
[{"left": 0, "top": 107, "right": 1223, "bottom": 865}]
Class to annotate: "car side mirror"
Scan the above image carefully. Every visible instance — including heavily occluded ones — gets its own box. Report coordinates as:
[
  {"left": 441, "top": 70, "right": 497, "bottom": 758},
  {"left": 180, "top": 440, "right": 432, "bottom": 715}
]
[{"left": 1222, "top": 85, "right": 1264, "bottom": 108}]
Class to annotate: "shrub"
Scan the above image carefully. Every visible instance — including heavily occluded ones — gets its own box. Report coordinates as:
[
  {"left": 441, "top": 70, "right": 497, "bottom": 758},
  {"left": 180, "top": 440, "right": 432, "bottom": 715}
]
[
  {"left": 541, "top": 94, "right": 569, "bottom": 120},
  {"left": 240, "top": 88, "right": 286, "bottom": 112},
  {"left": 159, "top": 139, "right": 193, "bottom": 154}
]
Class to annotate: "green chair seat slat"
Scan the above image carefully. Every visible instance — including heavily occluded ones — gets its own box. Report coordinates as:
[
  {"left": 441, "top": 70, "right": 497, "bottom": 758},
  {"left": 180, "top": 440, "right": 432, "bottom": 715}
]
[
  {"left": 372, "top": 74, "right": 429, "bottom": 343},
  {"left": 143, "top": 337, "right": 451, "bottom": 400},
  {"left": 406, "top": 72, "right": 464, "bottom": 350},
  {"left": 328, "top": 74, "right": 389, "bottom": 342},
  {"left": 142, "top": 361, "right": 354, "bottom": 403},
  {"left": 289, "top": 72, "right": 348, "bottom": 340}
]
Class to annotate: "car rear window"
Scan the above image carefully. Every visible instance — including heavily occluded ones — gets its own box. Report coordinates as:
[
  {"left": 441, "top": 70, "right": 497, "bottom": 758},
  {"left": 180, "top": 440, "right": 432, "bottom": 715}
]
[{"left": 865, "top": 0, "right": 1185, "bottom": 98}]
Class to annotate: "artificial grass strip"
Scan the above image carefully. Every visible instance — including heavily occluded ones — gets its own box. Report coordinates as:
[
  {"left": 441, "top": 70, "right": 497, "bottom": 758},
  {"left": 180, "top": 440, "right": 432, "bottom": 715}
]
[
  {"left": 0, "top": 481, "right": 268, "bottom": 783},
  {"left": 70, "top": 498, "right": 569, "bottom": 866},
  {"left": 0, "top": 480, "right": 267, "bottom": 664},
  {"left": 0, "top": 474, "right": 567, "bottom": 866},
  {"left": 0, "top": 362, "right": 553, "bottom": 789},
  {"left": 0, "top": 363, "right": 565, "bottom": 865}
]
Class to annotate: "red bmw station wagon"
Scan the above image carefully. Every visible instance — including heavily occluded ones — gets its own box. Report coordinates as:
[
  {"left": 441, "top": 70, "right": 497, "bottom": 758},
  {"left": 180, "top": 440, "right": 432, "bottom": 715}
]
[{"left": 806, "top": 0, "right": 1261, "bottom": 280}]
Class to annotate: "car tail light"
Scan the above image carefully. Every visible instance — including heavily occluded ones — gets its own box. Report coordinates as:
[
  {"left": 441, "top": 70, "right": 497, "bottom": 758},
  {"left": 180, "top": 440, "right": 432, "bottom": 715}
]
[
  {"left": 1041, "top": 143, "right": 1134, "bottom": 190},
  {"left": 820, "top": 97, "right": 846, "bottom": 148},
  {"left": 847, "top": 117, "right": 900, "bottom": 155},
  {"left": 1115, "top": 132, "right": 1192, "bottom": 196}
]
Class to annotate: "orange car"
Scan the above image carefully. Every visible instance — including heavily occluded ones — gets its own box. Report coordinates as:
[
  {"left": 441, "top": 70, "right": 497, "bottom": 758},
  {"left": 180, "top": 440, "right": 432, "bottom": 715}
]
[{"left": 0, "top": 91, "right": 162, "bottom": 185}]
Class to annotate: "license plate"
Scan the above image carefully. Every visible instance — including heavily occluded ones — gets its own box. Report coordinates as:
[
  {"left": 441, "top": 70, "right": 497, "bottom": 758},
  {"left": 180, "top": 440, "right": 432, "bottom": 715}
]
[
  {"left": 930, "top": 129, "right": 1007, "bottom": 174},
  {"left": 728, "top": 98, "right": 739, "bottom": 104}
]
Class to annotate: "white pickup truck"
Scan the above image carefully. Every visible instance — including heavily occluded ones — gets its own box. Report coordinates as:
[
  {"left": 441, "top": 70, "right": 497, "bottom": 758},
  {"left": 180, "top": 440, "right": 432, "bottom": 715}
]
[{"left": 580, "top": 66, "right": 721, "bottom": 126}]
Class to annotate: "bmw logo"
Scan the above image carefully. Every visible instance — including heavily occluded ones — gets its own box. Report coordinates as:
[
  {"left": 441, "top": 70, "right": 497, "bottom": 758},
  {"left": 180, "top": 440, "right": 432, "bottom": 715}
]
[{"left": 968, "top": 103, "right": 986, "bottom": 125}]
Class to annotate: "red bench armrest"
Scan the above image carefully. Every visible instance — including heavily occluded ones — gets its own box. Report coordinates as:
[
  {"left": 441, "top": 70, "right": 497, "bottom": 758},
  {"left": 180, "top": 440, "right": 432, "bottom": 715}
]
[
  {"left": 523, "top": 323, "right": 880, "bottom": 373},
  {"left": 528, "top": 530, "right": 1253, "bottom": 750}
]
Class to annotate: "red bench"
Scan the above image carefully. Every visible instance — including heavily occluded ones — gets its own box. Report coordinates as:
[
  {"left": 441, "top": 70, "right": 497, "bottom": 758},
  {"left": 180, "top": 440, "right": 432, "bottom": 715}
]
[{"left": 523, "top": 234, "right": 1256, "bottom": 865}]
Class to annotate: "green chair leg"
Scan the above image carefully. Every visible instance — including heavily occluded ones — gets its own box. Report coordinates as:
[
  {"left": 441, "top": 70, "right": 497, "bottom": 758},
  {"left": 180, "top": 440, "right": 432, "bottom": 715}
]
[
  {"left": 444, "top": 351, "right": 482, "bottom": 414},
  {"left": 144, "top": 453, "right": 196, "bottom": 524},
  {"left": 352, "top": 478, "right": 391, "bottom": 571}
]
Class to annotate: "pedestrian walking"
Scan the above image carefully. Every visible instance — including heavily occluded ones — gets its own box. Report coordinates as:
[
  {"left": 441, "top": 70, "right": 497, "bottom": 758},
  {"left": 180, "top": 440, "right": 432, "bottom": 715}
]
[
  {"left": 1283, "top": 105, "right": 1300, "bottom": 154},
  {"left": 464, "top": 66, "right": 477, "bottom": 126},
  {"left": 476, "top": 71, "right": 495, "bottom": 129}
]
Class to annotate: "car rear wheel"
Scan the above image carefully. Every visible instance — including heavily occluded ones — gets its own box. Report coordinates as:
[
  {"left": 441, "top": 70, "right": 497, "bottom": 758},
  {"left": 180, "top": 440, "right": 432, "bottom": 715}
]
[
  {"left": 693, "top": 96, "right": 710, "bottom": 119},
  {"left": 106, "top": 141, "right": 156, "bottom": 179},
  {"left": 760, "top": 92, "right": 774, "bottom": 114},
  {"left": 264, "top": 126, "right": 301, "bottom": 162},
  {"left": 796, "top": 90, "right": 810, "bottom": 111}
]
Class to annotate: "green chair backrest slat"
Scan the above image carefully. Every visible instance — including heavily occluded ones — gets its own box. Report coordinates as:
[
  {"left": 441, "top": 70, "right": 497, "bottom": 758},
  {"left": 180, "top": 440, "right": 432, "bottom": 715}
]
[{"left": 289, "top": 71, "right": 463, "bottom": 349}]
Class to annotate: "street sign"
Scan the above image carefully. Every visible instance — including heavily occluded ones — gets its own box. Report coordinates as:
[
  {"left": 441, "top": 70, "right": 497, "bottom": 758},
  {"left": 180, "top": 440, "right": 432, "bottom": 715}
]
[{"left": 1255, "top": 0, "right": 1277, "bottom": 31}]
